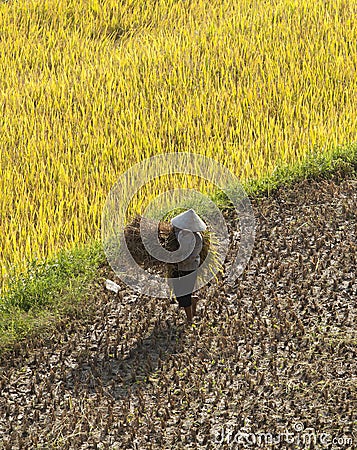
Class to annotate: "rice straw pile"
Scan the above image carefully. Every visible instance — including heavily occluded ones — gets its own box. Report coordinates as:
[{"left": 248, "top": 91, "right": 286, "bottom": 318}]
[{"left": 123, "top": 215, "right": 211, "bottom": 276}]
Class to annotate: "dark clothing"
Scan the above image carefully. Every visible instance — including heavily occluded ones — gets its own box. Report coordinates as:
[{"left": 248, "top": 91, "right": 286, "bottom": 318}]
[{"left": 171, "top": 267, "right": 197, "bottom": 308}]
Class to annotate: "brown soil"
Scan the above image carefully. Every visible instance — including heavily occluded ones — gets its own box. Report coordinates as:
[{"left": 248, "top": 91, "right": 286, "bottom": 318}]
[{"left": 0, "top": 174, "right": 356, "bottom": 449}]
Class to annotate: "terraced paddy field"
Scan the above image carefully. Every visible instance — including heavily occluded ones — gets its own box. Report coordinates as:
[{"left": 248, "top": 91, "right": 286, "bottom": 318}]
[
  {"left": 1, "top": 0, "right": 357, "bottom": 447},
  {"left": 0, "top": 172, "right": 355, "bottom": 449}
]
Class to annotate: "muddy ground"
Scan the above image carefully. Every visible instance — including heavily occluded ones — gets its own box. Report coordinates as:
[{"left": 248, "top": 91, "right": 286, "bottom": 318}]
[{"left": 0, "top": 174, "right": 356, "bottom": 449}]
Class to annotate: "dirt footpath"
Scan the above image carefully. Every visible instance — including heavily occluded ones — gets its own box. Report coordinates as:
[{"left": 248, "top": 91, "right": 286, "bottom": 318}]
[{"left": 0, "top": 175, "right": 356, "bottom": 449}]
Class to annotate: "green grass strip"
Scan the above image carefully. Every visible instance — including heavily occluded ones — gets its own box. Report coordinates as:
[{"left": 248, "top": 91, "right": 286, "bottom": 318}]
[
  {"left": 212, "top": 142, "right": 357, "bottom": 207},
  {"left": 0, "top": 241, "right": 105, "bottom": 353},
  {"left": 246, "top": 142, "right": 357, "bottom": 198}
]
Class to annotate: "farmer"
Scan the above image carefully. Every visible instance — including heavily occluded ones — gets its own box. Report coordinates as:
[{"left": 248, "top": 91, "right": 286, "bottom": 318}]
[{"left": 170, "top": 208, "right": 207, "bottom": 324}]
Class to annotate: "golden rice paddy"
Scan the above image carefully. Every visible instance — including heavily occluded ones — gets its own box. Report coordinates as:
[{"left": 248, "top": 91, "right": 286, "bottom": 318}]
[{"left": 1, "top": 0, "right": 357, "bottom": 288}]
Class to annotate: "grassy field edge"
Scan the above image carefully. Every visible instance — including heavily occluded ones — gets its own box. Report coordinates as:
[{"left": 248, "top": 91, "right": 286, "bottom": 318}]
[{"left": 1, "top": 142, "right": 356, "bottom": 354}]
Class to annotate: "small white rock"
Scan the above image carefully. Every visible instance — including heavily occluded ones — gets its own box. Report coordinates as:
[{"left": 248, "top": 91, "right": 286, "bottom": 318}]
[{"left": 105, "top": 279, "right": 120, "bottom": 293}]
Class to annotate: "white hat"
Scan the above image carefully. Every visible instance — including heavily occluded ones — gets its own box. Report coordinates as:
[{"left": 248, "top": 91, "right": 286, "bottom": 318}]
[{"left": 170, "top": 208, "right": 206, "bottom": 232}]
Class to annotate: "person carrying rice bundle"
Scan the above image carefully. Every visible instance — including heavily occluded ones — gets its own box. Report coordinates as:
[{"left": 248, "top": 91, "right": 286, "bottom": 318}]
[
  {"left": 170, "top": 208, "right": 207, "bottom": 324},
  {"left": 123, "top": 208, "right": 209, "bottom": 324}
]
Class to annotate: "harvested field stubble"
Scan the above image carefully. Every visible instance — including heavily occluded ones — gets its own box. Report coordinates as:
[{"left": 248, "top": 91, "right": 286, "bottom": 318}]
[{"left": 0, "top": 175, "right": 356, "bottom": 449}]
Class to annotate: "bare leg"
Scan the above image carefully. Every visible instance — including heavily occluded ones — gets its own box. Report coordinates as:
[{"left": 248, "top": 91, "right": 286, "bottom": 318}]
[
  {"left": 184, "top": 306, "right": 193, "bottom": 323},
  {"left": 192, "top": 297, "right": 198, "bottom": 316}
]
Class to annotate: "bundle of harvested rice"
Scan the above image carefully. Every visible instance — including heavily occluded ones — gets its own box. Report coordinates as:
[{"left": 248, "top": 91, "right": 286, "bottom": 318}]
[{"left": 123, "top": 215, "right": 211, "bottom": 276}]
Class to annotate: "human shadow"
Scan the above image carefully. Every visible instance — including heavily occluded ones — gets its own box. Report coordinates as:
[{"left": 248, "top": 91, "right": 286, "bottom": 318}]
[{"left": 63, "top": 319, "right": 187, "bottom": 400}]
